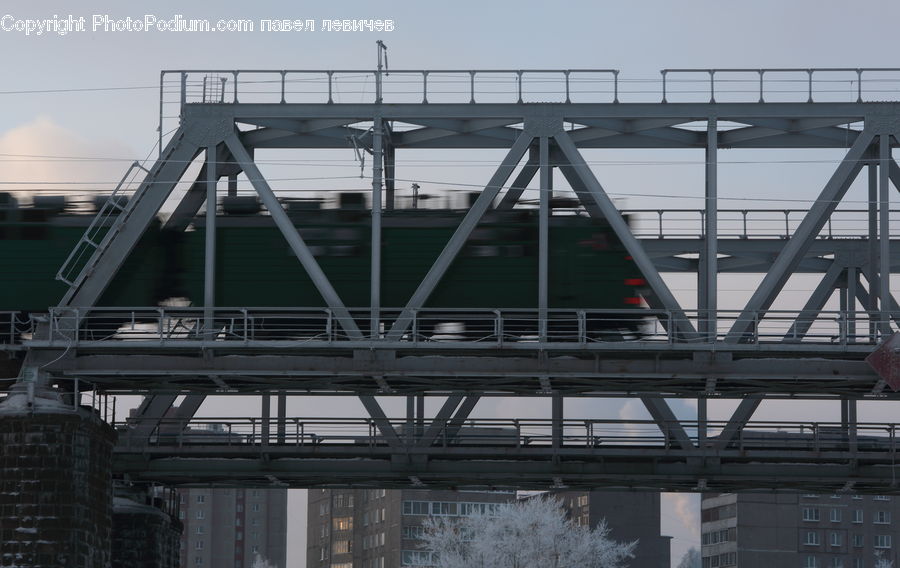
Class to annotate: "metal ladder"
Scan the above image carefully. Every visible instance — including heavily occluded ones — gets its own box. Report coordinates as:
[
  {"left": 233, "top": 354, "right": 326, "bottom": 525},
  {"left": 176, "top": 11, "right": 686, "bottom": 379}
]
[{"left": 55, "top": 135, "right": 183, "bottom": 293}]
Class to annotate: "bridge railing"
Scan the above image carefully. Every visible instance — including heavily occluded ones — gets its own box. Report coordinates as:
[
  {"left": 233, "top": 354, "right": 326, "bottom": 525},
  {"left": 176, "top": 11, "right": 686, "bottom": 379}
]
[
  {"left": 36, "top": 306, "right": 897, "bottom": 347},
  {"left": 661, "top": 68, "right": 900, "bottom": 104},
  {"left": 624, "top": 208, "right": 900, "bottom": 239},
  {"left": 116, "top": 415, "right": 900, "bottom": 454}
]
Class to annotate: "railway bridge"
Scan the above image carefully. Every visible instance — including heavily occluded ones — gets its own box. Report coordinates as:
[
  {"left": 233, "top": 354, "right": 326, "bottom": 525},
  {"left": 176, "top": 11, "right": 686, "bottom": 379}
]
[{"left": 3, "top": 66, "right": 900, "bottom": 494}]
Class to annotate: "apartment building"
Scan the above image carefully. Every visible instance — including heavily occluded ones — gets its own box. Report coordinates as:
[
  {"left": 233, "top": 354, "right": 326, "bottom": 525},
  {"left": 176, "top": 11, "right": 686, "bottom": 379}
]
[
  {"left": 178, "top": 487, "right": 288, "bottom": 568},
  {"left": 702, "top": 492, "right": 900, "bottom": 568}
]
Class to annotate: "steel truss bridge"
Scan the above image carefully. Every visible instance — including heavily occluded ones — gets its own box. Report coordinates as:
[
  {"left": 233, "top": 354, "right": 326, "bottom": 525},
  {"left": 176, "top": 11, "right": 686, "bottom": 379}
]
[{"left": 6, "top": 65, "right": 900, "bottom": 492}]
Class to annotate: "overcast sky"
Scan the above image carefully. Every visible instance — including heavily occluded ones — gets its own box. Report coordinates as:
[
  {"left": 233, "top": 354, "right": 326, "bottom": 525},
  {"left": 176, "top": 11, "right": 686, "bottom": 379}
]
[{"left": 3, "top": 1, "right": 900, "bottom": 566}]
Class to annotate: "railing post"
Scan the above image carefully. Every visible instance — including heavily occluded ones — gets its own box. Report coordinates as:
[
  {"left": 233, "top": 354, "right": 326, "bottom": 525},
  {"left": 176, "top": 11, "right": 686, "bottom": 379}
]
[
  {"left": 422, "top": 71, "right": 429, "bottom": 104},
  {"left": 232, "top": 71, "right": 239, "bottom": 103},
  {"left": 709, "top": 70, "right": 715, "bottom": 103},
  {"left": 661, "top": 70, "right": 668, "bottom": 103},
  {"left": 564, "top": 70, "right": 571, "bottom": 104},
  {"left": 180, "top": 72, "right": 187, "bottom": 109},
  {"left": 327, "top": 71, "right": 334, "bottom": 104},
  {"left": 856, "top": 69, "right": 863, "bottom": 103},
  {"left": 807, "top": 69, "right": 813, "bottom": 103},
  {"left": 613, "top": 70, "right": 620, "bottom": 104},
  {"left": 469, "top": 71, "right": 476, "bottom": 104},
  {"left": 758, "top": 70, "right": 765, "bottom": 103},
  {"left": 280, "top": 71, "right": 286, "bottom": 104},
  {"left": 517, "top": 70, "right": 523, "bottom": 104}
]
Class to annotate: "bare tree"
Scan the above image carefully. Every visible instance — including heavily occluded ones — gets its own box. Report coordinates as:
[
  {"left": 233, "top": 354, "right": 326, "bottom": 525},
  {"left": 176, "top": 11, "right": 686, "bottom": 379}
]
[
  {"left": 875, "top": 553, "right": 894, "bottom": 568},
  {"left": 676, "top": 547, "right": 701, "bottom": 568},
  {"left": 421, "top": 495, "right": 636, "bottom": 568}
]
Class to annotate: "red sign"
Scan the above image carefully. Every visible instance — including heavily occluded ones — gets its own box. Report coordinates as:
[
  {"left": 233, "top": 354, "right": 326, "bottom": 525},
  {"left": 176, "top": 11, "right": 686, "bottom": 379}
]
[{"left": 866, "top": 332, "right": 900, "bottom": 391}]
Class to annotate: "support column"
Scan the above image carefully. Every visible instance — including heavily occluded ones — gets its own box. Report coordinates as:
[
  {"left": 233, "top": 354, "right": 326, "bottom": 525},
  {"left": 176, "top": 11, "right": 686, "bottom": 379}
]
[
  {"left": 384, "top": 143, "right": 396, "bottom": 210},
  {"left": 880, "top": 135, "right": 892, "bottom": 336},
  {"left": 869, "top": 160, "right": 879, "bottom": 340},
  {"left": 847, "top": 267, "right": 857, "bottom": 343},
  {"left": 702, "top": 117, "right": 718, "bottom": 340},
  {"left": 551, "top": 393, "right": 563, "bottom": 450},
  {"left": 697, "top": 396, "right": 707, "bottom": 447},
  {"left": 539, "top": 137, "right": 551, "bottom": 341},
  {"left": 371, "top": 115, "right": 384, "bottom": 337},
  {"left": 261, "top": 394, "right": 271, "bottom": 447},
  {"left": 277, "top": 391, "right": 287, "bottom": 444},
  {"left": 204, "top": 145, "right": 216, "bottom": 337}
]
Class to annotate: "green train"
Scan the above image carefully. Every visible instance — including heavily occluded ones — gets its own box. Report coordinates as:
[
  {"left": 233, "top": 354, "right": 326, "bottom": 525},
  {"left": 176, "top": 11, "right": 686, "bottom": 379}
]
[{"left": 0, "top": 193, "right": 646, "bottom": 340}]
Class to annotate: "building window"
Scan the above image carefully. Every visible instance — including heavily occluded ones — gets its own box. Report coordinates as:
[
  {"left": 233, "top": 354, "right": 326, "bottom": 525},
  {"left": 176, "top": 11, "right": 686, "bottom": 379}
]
[
  {"left": 402, "top": 550, "right": 436, "bottom": 566},
  {"left": 333, "top": 517, "right": 353, "bottom": 531},
  {"left": 831, "top": 558, "right": 843, "bottom": 568},
  {"left": 196, "top": 526, "right": 204, "bottom": 535},
  {"left": 803, "top": 508, "right": 821, "bottom": 522},
  {"left": 251, "top": 490, "right": 260, "bottom": 498},
  {"left": 195, "top": 510, "right": 205, "bottom": 520},
  {"left": 194, "top": 558, "right": 202, "bottom": 566},
  {"left": 854, "top": 559, "right": 863, "bottom": 568},
  {"left": 236, "top": 503, "right": 243, "bottom": 512},
  {"left": 830, "top": 509, "right": 841, "bottom": 522},
  {"left": 853, "top": 510, "right": 863, "bottom": 523},
  {"left": 830, "top": 532, "right": 841, "bottom": 547},
  {"left": 252, "top": 503, "right": 261, "bottom": 512},
  {"left": 179, "top": 511, "right": 185, "bottom": 520},
  {"left": 852, "top": 534, "right": 863, "bottom": 547},
  {"left": 875, "top": 511, "right": 891, "bottom": 524},
  {"left": 236, "top": 531, "right": 242, "bottom": 541},
  {"left": 251, "top": 545, "right": 258, "bottom": 553},
  {"left": 251, "top": 518, "right": 259, "bottom": 527},
  {"left": 874, "top": 496, "right": 891, "bottom": 501},
  {"left": 196, "top": 495, "right": 205, "bottom": 504},
  {"left": 875, "top": 534, "right": 892, "bottom": 549},
  {"left": 804, "top": 531, "right": 820, "bottom": 546},
  {"left": 332, "top": 540, "right": 351, "bottom": 555},
  {"left": 195, "top": 541, "right": 204, "bottom": 550},
  {"left": 804, "top": 557, "right": 817, "bottom": 568}
]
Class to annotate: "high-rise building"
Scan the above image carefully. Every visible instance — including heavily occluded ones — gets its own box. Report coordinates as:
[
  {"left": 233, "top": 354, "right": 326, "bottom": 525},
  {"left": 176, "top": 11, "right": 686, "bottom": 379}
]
[
  {"left": 308, "top": 488, "right": 669, "bottom": 568},
  {"left": 178, "top": 487, "right": 288, "bottom": 568},
  {"left": 701, "top": 492, "right": 900, "bottom": 568},
  {"left": 556, "top": 490, "right": 671, "bottom": 568},
  {"left": 307, "top": 488, "right": 516, "bottom": 568}
]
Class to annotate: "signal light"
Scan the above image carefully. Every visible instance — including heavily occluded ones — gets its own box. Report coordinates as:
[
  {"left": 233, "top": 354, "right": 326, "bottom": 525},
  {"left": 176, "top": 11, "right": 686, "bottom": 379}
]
[
  {"left": 624, "top": 278, "right": 646, "bottom": 286},
  {"left": 624, "top": 297, "right": 642, "bottom": 305}
]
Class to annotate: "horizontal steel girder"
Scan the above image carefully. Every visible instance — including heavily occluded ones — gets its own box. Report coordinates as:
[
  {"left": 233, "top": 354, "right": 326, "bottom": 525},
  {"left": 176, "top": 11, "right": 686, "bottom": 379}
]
[
  {"left": 34, "top": 350, "right": 882, "bottom": 397},
  {"left": 111, "top": 444, "right": 900, "bottom": 493},
  {"left": 192, "top": 101, "right": 894, "bottom": 150}
]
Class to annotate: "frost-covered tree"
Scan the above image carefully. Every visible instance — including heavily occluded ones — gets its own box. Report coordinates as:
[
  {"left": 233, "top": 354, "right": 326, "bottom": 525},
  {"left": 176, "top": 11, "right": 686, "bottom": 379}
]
[
  {"left": 421, "top": 495, "right": 636, "bottom": 568},
  {"left": 875, "top": 553, "right": 893, "bottom": 568},
  {"left": 251, "top": 554, "right": 277, "bottom": 568},
  {"left": 676, "top": 547, "right": 702, "bottom": 568}
]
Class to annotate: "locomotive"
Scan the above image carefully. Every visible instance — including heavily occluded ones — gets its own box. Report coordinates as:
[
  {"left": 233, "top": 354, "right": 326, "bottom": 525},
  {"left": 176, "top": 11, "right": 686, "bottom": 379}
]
[{"left": 0, "top": 191, "right": 647, "bottom": 340}]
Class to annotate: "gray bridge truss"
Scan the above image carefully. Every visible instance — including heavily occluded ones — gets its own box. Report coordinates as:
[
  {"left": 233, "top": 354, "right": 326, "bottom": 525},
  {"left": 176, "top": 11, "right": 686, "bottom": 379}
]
[{"left": 7, "top": 65, "right": 900, "bottom": 491}]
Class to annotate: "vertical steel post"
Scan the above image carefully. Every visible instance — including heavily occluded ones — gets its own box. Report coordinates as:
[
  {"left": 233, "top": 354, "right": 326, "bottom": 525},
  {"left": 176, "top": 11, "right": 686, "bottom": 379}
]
[
  {"left": 552, "top": 393, "right": 563, "bottom": 450},
  {"left": 880, "top": 135, "right": 892, "bottom": 336},
  {"left": 698, "top": 396, "right": 707, "bottom": 447},
  {"left": 869, "top": 160, "right": 879, "bottom": 339},
  {"left": 371, "top": 115, "right": 383, "bottom": 337},
  {"left": 702, "top": 117, "right": 718, "bottom": 340},
  {"left": 416, "top": 394, "right": 425, "bottom": 440},
  {"left": 847, "top": 267, "right": 857, "bottom": 343},
  {"left": 204, "top": 145, "right": 217, "bottom": 337},
  {"left": 277, "top": 391, "right": 286, "bottom": 444},
  {"left": 539, "top": 137, "right": 551, "bottom": 342},
  {"left": 261, "top": 394, "right": 271, "bottom": 446}
]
